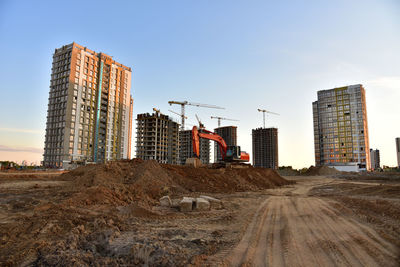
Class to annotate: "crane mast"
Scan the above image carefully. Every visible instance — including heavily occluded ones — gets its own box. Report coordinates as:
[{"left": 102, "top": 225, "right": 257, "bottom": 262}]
[
  {"left": 257, "top": 108, "right": 279, "bottom": 128},
  {"left": 168, "top": 100, "right": 224, "bottom": 130}
]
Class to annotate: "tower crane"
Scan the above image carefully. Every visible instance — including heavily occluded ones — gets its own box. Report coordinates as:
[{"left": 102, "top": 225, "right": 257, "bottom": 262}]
[
  {"left": 257, "top": 108, "right": 279, "bottom": 128},
  {"left": 168, "top": 110, "right": 200, "bottom": 128},
  {"left": 210, "top": 116, "right": 239, "bottom": 127},
  {"left": 168, "top": 101, "right": 224, "bottom": 130}
]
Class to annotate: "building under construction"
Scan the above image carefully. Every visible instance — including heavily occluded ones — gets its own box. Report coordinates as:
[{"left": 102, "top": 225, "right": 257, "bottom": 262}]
[
  {"left": 136, "top": 112, "right": 179, "bottom": 164},
  {"left": 179, "top": 130, "right": 210, "bottom": 165},
  {"left": 214, "top": 126, "right": 237, "bottom": 162},
  {"left": 252, "top": 128, "right": 278, "bottom": 169}
]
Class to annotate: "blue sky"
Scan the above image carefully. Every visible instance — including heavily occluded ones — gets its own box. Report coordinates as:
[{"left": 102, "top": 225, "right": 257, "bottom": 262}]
[{"left": 0, "top": 0, "right": 399, "bottom": 167}]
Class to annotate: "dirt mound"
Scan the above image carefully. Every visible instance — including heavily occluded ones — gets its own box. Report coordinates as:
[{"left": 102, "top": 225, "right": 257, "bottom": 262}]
[
  {"left": 277, "top": 167, "right": 300, "bottom": 176},
  {"left": 61, "top": 159, "right": 290, "bottom": 208},
  {"left": 302, "top": 166, "right": 341, "bottom": 176}
]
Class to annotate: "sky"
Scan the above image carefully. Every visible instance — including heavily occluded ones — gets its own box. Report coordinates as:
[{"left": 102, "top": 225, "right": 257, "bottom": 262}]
[{"left": 0, "top": 0, "right": 399, "bottom": 168}]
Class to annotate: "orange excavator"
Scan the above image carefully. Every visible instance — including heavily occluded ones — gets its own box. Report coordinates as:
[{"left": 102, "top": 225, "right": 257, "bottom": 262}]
[{"left": 192, "top": 126, "right": 250, "bottom": 162}]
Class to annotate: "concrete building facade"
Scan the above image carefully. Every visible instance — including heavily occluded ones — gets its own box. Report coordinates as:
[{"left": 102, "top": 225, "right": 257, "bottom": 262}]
[
  {"left": 214, "top": 126, "right": 237, "bottom": 162},
  {"left": 369, "top": 149, "right": 380, "bottom": 171},
  {"left": 43, "top": 42, "right": 133, "bottom": 168},
  {"left": 252, "top": 128, "right": 278, "bottom": 169},
  {"left": 396, "top": 138, "right": 400, "bottom": 167},
  {"left": 136, "top": 112, "right": 179, "bottom": 164},
  {"left": 179, "top": 130, "right": 210, "bottom": 165},
  {"left": 313, "top": 84, "right": 370, "bottom": 171}
]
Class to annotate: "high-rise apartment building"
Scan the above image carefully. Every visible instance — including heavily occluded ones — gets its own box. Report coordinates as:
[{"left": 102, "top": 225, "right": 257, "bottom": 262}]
[
  {"left": 43, "top": 42, "right": 133, "bottom": 168},
  {"left": 396, "top": 138, "right": 400, "bottom": 167},
  {"left": 252, "top": 128, "right": 278, "bottom": 169},
  {"left": 136, "top": 111, "right": 179, "bottom": 164},
  {"left": 313, "top": 84, "right": 370, "bottom": 171},
  {"left": 369, "top": 149, "right": 380, "bottom": 170},
  {"left": 179, "top": 129, "right": 210, "bottom": 165},
  {"left": 214, "top": 126, "right": 237, "bottom": 162}
]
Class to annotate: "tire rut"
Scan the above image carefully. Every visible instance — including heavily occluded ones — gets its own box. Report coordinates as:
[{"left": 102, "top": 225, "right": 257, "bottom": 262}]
[{"left": 222, "top": 178, "right": 399, "bottom": 267}]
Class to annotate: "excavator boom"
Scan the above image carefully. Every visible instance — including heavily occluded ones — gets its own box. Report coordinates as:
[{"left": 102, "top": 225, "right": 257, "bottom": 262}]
[{"left": 192, "top": 126, "right": 227, "bottom": 159}]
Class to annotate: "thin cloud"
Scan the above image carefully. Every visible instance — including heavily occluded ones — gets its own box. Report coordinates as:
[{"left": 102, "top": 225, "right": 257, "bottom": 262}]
[
  {"left": 0, "top": 145, "right": 43, "bottom": 154},
  {"left": 0, "top": 128, "right": 43, "bottom": 134}
]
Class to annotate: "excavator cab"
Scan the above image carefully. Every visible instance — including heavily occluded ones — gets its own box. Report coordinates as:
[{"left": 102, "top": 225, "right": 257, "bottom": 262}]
[
  {"left": 226, "top": 146, "right": 250, "bottom": 162},
  {"left": 226, "top": 146, "right": 241, "bottom": 161}
]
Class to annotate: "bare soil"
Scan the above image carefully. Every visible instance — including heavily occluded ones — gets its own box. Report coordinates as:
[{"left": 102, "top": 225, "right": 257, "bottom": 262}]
[
  {"left": 0, "top": 163, "right": 399, "bottom": 266},
  {"left": 0, "top": 160, "right": 289, "bottom": 266}
]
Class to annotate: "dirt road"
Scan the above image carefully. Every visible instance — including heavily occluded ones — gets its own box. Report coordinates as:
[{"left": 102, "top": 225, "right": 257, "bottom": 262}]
[
  {"left": 222, "top": 177, "right": 399, "bottom": 267},
  {"left": 1, "top": 167, "right": 399, "bottom": 266}
]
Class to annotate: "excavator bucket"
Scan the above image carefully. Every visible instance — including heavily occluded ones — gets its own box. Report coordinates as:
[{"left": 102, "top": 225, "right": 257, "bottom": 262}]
[{"left": 185, "top": 158, "right": 202, "bottom": 168}]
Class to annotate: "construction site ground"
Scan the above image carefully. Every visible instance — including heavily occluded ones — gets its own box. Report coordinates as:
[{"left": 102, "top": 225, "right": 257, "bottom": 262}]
[{"left": 0, "top": 162, "right": 399, "bottom": 266}]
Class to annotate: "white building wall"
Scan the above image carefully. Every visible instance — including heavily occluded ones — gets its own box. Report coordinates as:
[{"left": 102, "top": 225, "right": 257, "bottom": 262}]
[
  {"left": 396, "top": 138, "right": 400, "bottom": 167},
  {"left": 121, "top": 70, "right": 132, "bottom": 159}
]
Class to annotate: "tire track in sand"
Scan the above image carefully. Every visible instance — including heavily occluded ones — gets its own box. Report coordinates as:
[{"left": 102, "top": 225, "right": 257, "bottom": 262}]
[{"left": 223, "top": 179, "right": 398, "bottom": 267}]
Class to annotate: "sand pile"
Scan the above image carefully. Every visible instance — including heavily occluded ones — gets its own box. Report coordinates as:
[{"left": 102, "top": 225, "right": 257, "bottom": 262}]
[
  {"left": 61, "top": 159, "right": 289, "bottom": 207},
  {"left": 303, "top": 166, "right": 341, "bottom": 176}
]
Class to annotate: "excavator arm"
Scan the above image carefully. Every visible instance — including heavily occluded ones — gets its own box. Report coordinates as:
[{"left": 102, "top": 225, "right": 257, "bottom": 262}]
[
  {"left": 192, "top": 126, "right": 228, "bottom": 159},
  {"left": 192, "top": 126, "right": 250, "bottom": 163}
]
